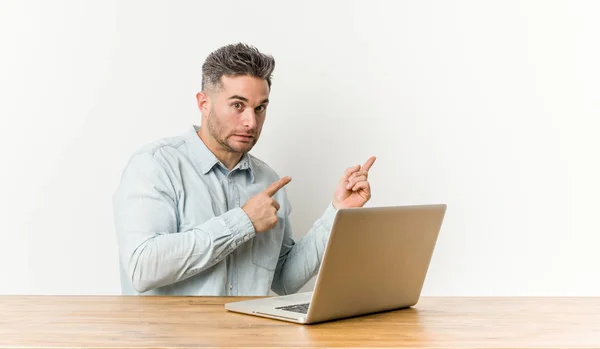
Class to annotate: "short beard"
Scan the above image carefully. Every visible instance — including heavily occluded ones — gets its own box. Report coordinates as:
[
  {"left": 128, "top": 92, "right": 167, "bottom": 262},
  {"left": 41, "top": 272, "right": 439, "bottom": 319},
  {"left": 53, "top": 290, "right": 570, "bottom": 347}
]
[{"left": 206, "top": 110, "right": 256, "bottom": 154}]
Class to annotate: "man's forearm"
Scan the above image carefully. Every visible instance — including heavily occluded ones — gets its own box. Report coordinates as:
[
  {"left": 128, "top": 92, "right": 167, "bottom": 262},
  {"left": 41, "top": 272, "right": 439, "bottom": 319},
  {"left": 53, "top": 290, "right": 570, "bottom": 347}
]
[
  {"left": 271, "top": 204, "right": 337, "bottom": 295},
  {"left": 124, "top": 208, "right": 255, "bottom": 293}
]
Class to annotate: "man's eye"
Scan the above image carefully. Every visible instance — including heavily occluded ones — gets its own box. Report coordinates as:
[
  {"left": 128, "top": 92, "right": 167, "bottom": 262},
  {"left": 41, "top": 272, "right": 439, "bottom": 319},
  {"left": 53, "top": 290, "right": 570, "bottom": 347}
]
[
  {"left": 255, "top": 105, "right": 266, "bottom": 113},
  {"left": 232, "top": 102, "right": 243, "bottom": 109}
]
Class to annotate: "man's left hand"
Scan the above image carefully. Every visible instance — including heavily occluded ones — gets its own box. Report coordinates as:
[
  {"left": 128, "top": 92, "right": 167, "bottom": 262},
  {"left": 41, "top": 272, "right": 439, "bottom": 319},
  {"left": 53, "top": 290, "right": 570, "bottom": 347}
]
[{"left": 333, "top": 156, "right": 376, "bottom": 209}]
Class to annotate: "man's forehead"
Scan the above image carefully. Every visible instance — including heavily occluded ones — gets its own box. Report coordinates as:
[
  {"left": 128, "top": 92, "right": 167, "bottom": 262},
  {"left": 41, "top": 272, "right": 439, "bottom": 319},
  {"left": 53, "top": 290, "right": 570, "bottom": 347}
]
[
  {"left": 220, "top": 75, "right": 268, "bottom": 88},
  {"left": 218, "top": 75, "right": 269, "bottom": 100}
]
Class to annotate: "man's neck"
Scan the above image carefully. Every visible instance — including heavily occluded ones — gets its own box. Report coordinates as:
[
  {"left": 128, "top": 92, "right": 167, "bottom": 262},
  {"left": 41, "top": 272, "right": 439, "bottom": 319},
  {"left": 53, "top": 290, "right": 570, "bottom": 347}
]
[{"left": 197, "top": 130, "right": 242, "bottom": 171}]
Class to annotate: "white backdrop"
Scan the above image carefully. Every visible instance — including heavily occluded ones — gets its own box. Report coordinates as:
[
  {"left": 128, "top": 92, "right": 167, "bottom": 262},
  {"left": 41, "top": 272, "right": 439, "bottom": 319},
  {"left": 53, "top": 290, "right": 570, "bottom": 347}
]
[{"left": 1, "top": 0, "right": 598, "bottom": 296}]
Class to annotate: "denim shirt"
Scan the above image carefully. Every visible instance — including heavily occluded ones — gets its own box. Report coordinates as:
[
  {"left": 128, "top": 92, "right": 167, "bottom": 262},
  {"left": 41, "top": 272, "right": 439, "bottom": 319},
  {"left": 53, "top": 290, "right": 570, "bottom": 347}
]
[{"left": 112, "top": 125, "right": 338, "bottom": 296}]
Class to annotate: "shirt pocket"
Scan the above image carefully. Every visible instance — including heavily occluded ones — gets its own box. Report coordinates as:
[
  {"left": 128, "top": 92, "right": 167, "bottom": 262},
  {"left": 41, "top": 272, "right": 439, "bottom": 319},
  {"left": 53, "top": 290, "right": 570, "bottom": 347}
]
[{"left": 251, "top": 215, "right": 284, "bottom": 271}]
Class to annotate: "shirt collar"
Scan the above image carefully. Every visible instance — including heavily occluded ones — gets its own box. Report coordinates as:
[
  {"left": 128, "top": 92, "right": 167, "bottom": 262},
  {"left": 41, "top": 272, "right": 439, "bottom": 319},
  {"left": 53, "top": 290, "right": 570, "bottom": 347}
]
[{"left": 185, "top": 125, "right": 255, "bottom": 182}]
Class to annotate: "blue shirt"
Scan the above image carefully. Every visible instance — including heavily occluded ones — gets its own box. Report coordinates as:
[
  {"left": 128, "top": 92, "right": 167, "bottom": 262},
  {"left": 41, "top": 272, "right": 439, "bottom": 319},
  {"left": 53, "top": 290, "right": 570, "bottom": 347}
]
[{"left": 112, "top": 125, "right": 338, "bottom": 296}]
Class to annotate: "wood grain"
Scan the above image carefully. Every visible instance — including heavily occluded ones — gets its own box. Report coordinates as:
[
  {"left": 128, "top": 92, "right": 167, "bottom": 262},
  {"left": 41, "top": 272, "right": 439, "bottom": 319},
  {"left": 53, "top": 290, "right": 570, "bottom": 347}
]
[{"left": 0, "top": 296, "right": 599, "bottom": 348}]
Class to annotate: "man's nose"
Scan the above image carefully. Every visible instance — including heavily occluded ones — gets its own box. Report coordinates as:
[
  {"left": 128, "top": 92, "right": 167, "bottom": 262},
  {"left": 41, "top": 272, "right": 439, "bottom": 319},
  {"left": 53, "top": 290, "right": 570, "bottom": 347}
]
[{"left": 242, "top": 109, "right": 257, "bottom": 129}]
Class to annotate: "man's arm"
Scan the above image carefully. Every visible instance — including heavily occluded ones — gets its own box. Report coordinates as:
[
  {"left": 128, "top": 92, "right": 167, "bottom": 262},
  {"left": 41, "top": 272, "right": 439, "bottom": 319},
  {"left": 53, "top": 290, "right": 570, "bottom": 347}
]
[
  {"left": 270, "top": 156, "right": 376, "bottom": 295},
  {"left": 113, "top": 153, "right": 255, "bottom": 293},
  {"left": 270, "top": 201, "right": 337, "bottom": 295}
]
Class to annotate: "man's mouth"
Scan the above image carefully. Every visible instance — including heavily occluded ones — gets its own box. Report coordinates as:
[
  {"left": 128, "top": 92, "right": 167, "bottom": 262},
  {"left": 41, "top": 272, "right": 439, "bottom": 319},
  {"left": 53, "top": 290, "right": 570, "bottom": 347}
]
[{"left": 232, "top": 134, "right": 254, "bottom": 141}]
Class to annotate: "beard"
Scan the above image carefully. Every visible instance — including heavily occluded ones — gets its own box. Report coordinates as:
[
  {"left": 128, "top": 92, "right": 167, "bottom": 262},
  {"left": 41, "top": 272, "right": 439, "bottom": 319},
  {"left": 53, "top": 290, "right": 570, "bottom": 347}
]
[{"left": 206, "top": 110, "right": 258, "bottom": 154}]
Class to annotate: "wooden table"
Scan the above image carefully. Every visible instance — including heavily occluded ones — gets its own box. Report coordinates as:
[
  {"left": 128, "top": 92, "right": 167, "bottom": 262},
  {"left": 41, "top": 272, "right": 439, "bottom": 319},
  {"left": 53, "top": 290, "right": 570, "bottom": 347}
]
[{"left": 1, "top": 296, "right": 599, "bottom": 348}]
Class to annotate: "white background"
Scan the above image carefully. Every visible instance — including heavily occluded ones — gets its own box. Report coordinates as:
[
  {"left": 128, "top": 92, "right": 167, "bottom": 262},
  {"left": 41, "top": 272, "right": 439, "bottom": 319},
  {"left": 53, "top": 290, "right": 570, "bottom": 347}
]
[{"left": 1, "top": 0, "right": 598, "bottom": 296}]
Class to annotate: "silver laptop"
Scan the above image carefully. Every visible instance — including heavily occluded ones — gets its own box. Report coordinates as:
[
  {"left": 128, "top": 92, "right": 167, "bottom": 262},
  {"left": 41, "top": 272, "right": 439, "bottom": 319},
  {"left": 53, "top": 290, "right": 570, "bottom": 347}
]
[{"left": 225, "top": 204, "right": 446, "bottom": 324}]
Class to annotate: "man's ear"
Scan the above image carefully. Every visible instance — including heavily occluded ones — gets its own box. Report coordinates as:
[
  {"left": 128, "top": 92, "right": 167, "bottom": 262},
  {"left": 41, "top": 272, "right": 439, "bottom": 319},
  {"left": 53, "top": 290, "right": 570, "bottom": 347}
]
[{"left": 196, "top": 91, "right": 210, "bottom": 114}]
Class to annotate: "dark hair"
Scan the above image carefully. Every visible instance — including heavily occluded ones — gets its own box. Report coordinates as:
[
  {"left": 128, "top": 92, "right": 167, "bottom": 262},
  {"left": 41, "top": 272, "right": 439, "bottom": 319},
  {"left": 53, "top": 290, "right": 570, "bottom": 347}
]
[{"left": 201, "top": 43, "right": 275, "bottom": 91}]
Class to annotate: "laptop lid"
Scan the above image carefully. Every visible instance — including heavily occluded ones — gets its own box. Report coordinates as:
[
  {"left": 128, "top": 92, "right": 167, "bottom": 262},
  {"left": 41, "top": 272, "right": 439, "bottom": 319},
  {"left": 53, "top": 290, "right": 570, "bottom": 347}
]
[{"left": 304, "top": 204, "right": 446, "bottom": 324}]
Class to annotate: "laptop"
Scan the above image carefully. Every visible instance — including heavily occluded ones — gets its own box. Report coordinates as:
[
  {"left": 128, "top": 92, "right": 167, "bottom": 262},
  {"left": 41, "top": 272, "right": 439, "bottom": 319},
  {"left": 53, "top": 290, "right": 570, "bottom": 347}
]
[{"left": 225, "top": 204, "right": 447, "bottom": 324}]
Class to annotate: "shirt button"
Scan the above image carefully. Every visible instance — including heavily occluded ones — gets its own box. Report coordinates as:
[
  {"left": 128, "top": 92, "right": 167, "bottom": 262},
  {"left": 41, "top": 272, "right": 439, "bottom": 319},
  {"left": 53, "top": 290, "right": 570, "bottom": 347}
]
[
  {"left": 229, "top": 284, "right": 233, "bottom": 290},
  {"left": 243, "top": 235, "right": 249, "bottom": 242}
]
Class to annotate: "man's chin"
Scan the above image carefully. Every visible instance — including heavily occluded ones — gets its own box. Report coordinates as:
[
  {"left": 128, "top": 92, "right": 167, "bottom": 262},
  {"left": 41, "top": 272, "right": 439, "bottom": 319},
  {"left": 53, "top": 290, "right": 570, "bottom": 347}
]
[{"left": 228, "top": 142, "right": 255, "bottom": 154}]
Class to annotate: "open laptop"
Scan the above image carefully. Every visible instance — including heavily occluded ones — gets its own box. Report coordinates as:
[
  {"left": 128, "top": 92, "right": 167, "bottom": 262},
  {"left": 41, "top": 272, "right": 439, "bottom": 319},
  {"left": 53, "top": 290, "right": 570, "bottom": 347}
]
[{"left": 225, "top": 204, "right": 447, "bottom": 324}]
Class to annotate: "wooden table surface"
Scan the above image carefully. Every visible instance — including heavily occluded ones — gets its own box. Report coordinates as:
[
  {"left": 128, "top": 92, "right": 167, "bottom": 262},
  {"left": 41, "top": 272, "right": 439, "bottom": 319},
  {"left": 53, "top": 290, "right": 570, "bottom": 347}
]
[{"left": 1, "top": 296, "right": 599, "bottom": 348}]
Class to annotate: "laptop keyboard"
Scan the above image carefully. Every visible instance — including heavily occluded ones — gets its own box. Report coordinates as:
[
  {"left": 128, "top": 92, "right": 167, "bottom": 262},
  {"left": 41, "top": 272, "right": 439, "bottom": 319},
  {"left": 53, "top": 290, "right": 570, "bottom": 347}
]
[{"left": 275, "top": 302, "right": 310, "bottom": 314}]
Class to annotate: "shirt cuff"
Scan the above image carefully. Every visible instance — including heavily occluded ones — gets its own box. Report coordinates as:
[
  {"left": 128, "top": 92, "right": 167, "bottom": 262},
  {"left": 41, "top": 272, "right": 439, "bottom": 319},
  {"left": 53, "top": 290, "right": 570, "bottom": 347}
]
[
  {"left": 221, "top": 207, "right": 256, "bottom": 244},
  {"left": 319, "top": 202, "right": 339, "bottom": 232}
]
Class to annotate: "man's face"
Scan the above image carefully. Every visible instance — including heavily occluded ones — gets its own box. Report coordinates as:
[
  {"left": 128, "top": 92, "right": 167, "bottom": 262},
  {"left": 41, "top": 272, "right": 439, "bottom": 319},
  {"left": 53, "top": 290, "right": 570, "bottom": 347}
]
[{"left": 203, "top": 75, "right": 270, "bottom": 154}]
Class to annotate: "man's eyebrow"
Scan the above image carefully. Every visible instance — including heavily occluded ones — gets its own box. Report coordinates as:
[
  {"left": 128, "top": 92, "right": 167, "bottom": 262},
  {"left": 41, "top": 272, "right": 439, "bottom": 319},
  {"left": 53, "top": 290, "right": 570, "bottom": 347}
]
[
  {"left": 228, "top": 95, "right": 270, "bottom": 105},
  {"left": 228, "top": 95, "right": 248, "bottom": 102}
]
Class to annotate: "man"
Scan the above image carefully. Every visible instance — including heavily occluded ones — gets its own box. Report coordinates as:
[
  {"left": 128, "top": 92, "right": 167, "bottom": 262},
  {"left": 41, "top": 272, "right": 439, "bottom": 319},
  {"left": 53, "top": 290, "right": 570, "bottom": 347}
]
[{"left": 112, "top": 43, "right": 376, "bottom": 296}]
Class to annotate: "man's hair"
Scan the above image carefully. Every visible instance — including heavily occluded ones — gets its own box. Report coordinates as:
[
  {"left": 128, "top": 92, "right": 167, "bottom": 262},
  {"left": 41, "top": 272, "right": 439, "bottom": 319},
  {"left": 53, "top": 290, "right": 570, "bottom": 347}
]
[{"left": 201, "top": 43, "right": 275, "bottom": 91}]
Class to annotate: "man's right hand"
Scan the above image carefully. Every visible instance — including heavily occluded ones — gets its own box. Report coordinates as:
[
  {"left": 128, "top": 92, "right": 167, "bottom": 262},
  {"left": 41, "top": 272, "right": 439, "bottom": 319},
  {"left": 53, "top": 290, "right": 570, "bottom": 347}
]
[{"left": 242, "top": 176, "right": 292, "bottom": 233}]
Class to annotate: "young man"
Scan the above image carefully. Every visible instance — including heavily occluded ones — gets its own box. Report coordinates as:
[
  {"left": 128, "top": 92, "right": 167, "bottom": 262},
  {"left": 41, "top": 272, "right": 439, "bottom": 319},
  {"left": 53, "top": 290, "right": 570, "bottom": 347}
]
[{"left": 112, "top": 43, "right": 376, "bottom": 296}]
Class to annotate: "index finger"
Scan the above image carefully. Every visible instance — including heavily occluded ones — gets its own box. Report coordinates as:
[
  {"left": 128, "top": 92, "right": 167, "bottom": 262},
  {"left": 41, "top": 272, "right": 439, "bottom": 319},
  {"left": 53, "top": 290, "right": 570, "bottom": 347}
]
[
  {"left": 263, "top": 176, "right": 292, "bottom": 197},
  {"left": 361, "top": 156, "right": 377, "bottom": 172}
]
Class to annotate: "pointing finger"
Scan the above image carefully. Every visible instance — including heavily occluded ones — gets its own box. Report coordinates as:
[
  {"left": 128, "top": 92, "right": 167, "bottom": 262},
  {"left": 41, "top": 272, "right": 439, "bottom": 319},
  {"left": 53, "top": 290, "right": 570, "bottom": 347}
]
[
  {"left": 264, "top": 176, "right": 292, "bottom": 197},
  {"left": 361, "top": 156, "right": 377, "bottom": 172}
]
